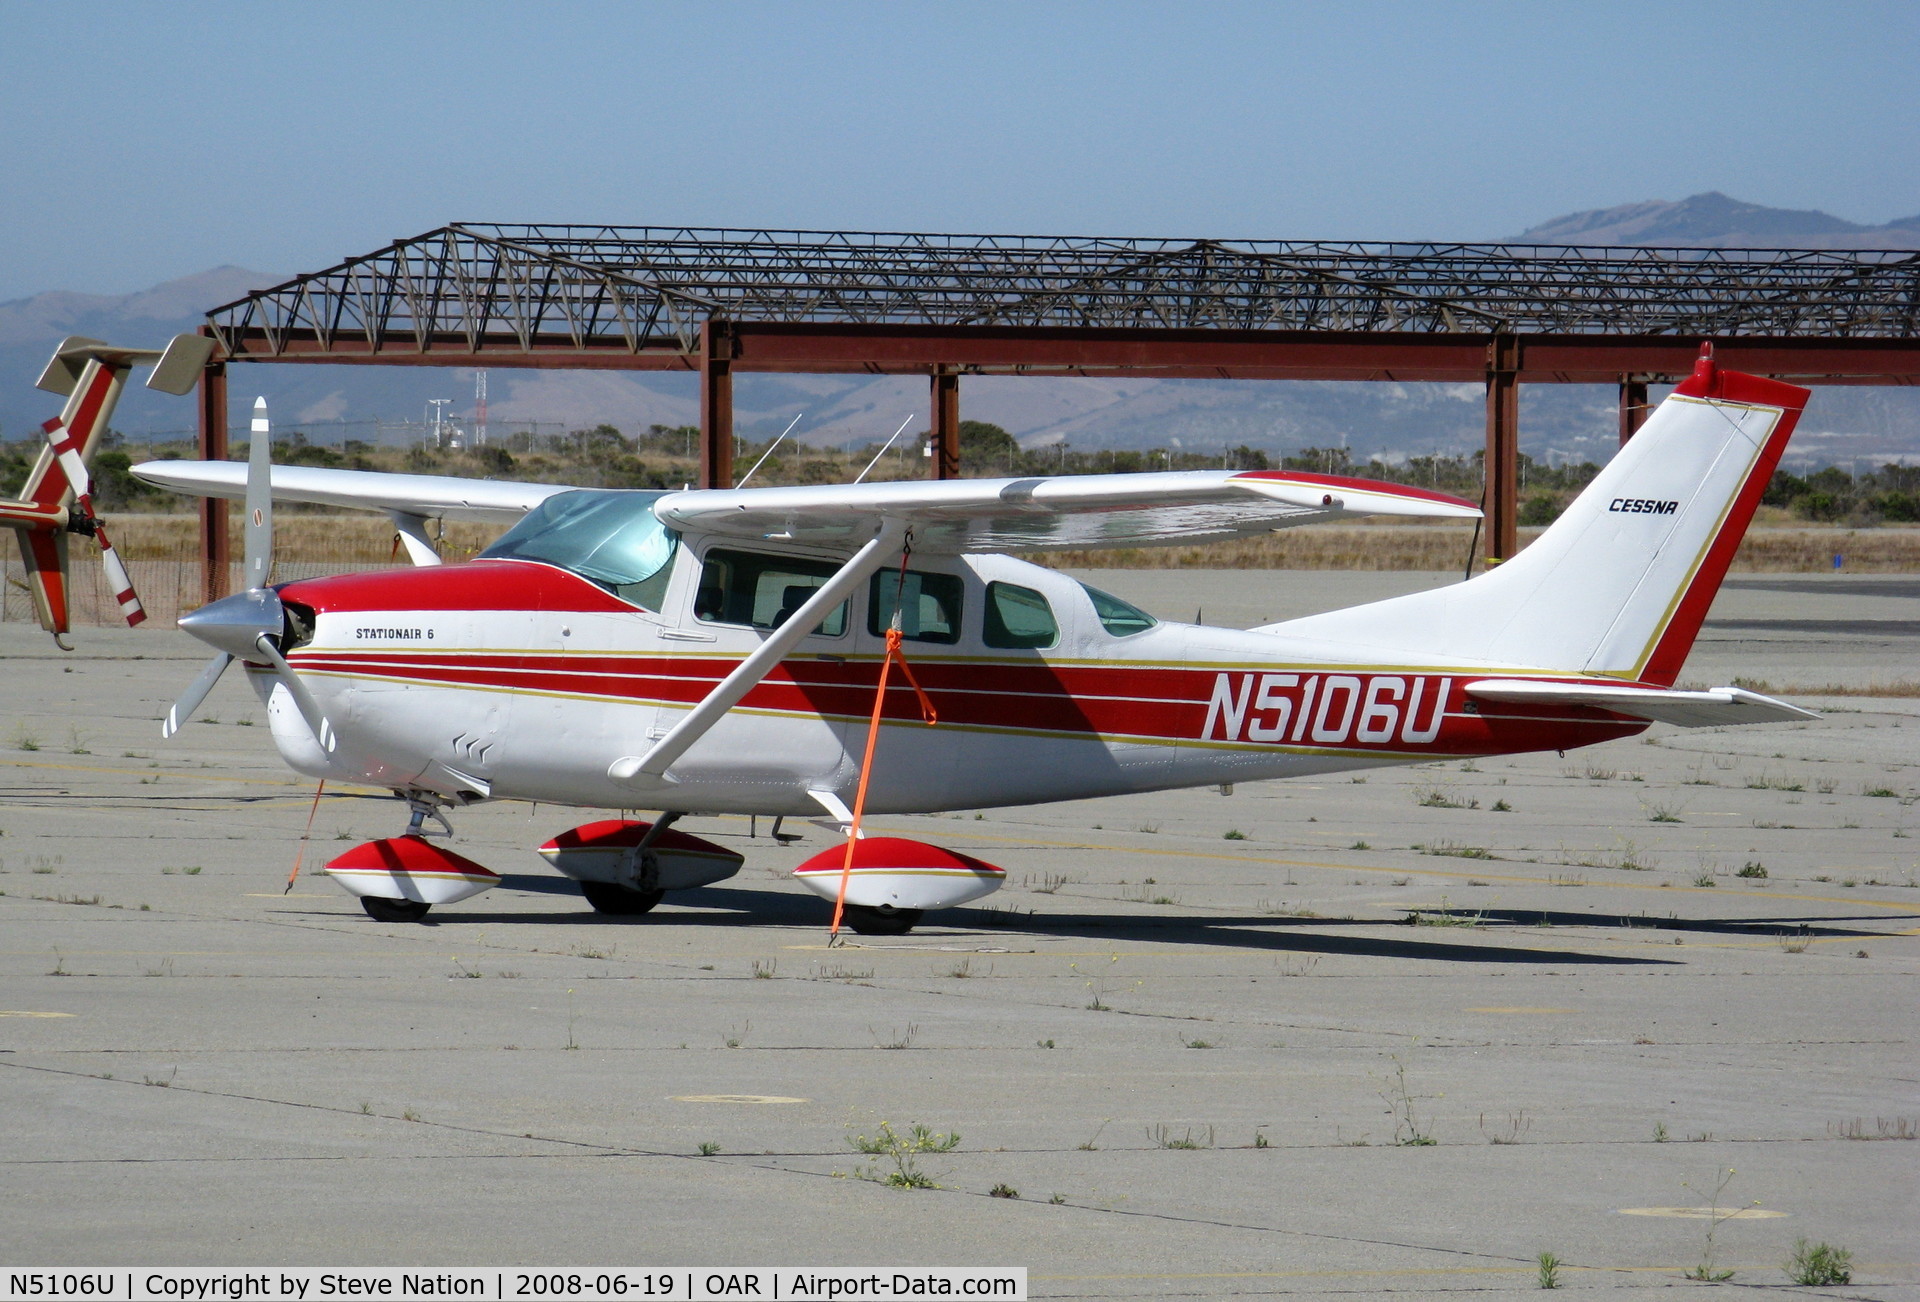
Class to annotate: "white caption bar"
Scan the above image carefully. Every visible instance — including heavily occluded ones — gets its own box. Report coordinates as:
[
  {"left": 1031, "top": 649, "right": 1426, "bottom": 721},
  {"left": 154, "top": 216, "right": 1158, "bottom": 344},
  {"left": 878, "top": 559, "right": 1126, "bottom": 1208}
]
[{"left": 2, "top": 1272, "right": 1025, "bottom": 1302}]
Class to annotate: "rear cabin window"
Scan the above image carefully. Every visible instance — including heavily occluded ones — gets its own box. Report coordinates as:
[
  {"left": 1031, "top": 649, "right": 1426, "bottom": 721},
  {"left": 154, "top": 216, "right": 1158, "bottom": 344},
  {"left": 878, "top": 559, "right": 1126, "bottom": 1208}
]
[
  {"left": 869, "top": 568, "right": 963, "bottom": 644},
  {"left": 1081, "top": 582, "right": 1157, "bottom": 637},
  {"left": 984, "top": 582, "right": 1059, "bottom": 649},
  {"left": 695, "top": 549, "right": 847, "bottom": 636}
]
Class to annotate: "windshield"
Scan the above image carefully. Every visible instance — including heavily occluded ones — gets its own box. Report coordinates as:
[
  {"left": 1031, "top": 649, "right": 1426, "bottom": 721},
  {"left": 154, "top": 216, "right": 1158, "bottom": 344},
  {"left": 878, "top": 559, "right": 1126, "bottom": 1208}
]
[
  {"left": 481, "top": 490, "right": 679, "bottom": 610},
  {"left": 1080, "top": 582, "right": 1157, "bottom": 637}
]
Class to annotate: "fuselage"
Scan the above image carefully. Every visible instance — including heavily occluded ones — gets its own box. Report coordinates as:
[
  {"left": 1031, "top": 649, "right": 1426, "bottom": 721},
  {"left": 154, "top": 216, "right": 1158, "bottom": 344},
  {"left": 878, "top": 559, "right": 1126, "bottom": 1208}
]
[{"left": 257, "top": 518, "right": 1645, "bottom": 816}]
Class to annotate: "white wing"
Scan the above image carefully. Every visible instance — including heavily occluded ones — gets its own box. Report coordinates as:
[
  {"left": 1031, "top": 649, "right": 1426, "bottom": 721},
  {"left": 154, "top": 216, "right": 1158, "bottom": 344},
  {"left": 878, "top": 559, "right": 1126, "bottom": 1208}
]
[
  {"left": 132, "top": 461, "right": 579, "bottom": 523},
  {"left": 656, "top": 470, "right": 1480, "bottom": 554},
  {"left": 132, "top": 462, "right": 1479, "bottom": 553}
]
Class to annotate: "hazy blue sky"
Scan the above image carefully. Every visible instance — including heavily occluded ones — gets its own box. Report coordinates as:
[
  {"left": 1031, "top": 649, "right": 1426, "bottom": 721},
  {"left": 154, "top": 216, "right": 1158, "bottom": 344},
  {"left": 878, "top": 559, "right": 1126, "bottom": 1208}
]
[{"left": 2, "top": 0, "right": 1915, "bottom": 301}]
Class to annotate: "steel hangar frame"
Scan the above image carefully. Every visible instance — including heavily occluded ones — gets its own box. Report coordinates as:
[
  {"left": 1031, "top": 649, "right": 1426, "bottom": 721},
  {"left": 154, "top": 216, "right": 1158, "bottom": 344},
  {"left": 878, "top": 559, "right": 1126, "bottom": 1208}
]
[{"left": 194, "top": 225, "right": 1920, "bottom": 602}]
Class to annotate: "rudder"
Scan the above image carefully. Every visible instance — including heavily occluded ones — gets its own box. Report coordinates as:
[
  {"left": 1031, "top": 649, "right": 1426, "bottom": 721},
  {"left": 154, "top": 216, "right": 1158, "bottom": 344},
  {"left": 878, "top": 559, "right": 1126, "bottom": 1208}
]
[{"left": 1262, "top": 347, "right": 1807, "bottom": 685}]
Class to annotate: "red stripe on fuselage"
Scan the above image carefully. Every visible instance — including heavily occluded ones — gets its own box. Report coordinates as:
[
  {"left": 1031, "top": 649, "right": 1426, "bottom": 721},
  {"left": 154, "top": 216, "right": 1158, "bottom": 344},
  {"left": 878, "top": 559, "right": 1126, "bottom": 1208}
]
[{"left": 290, "top": 644, "right": 1643, "bottom": 756}]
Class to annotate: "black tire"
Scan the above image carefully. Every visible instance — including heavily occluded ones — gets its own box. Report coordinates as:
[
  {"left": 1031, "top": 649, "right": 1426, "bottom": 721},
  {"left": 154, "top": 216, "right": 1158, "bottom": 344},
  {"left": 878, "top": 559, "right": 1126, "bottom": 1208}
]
[
  {"left": 361, "top": 895, "right": 431, "bottom": 923},
  {"left": 580, "top": 880, "right": 665, "bottom": 916},
  {"left": 842, "top": 904, "right": 922, "bottom": 935}
]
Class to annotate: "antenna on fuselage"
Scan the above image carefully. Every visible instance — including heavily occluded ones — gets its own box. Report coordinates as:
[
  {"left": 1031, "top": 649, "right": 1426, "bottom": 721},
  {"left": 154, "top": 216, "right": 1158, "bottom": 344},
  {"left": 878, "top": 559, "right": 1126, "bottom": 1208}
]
[
  {"left": 853, "top": 414, "right": 916, "bottom": 486},
  {"left": 734, "top": 412, "right": 804, "bottom": 488}
]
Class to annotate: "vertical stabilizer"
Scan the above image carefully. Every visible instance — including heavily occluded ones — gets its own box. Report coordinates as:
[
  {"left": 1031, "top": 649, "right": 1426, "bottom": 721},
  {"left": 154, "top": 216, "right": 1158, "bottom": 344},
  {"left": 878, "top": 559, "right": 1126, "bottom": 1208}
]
[{"left": 1261, "top": 348, "right": 1806, "bottom": 685}]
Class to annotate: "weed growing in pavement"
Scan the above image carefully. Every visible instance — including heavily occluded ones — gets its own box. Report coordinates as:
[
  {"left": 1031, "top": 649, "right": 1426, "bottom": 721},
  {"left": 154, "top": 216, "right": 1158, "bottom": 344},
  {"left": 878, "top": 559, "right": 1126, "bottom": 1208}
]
[
  {"left": 1182, "top": 1037, "right": 1215, "bottom": 1050},
  {"left": 1653, "top": 1122, "right": 1669, "bottom": 1142},
  {"left": 1147, "top": 1123, "right": 1213, "bottom": 1149},
  {"left": 1419, "top": 841, "right": 1494, "bottom": 859},
  {"left": 1376, "top": 1056, "right": 1436, "bottom": 1145},
  {"left": 13, "top": 726, "right": 40, "bottom": 752},
  {"left": 1828, "top": 1116, "right": 1916, "bottom": 1140},
  {"left": 1784, "top": 1239, "right": 1853, "bottom": 1286},
  {"left": 988, "top": 1183, "right": 1018, "bottom": 1199},
  {"left": 1029, "top": 872, "right": 1076, "bottom": 894},
  {"left": 721, "top": 1020, "right": 751, "bottom": 1049},
  {"left": 1680, "top": 1167, "right": 1751, "bottom": 1281},
  {"left": 564, "top": 989, "right": 579, "bottom": 1049},
  {"left": 1222, "top": 829, "right": 1248, "bottom": 840},
  {"left": 698, "top": 1142, "right": 722, "bottom": 1156},
  {"left": 1644, "top": 801, "right": 1686, "bottom": 823},
  {"left": 1536, "top": 1252, "right": 1562, "bottom": 1289},
  {"left": 1415, "top": 788, "right": 1478, "bottom": 809},
  {"left": 750, "top": 959, "right": 776, "bottom": 979},
  {"left": 1491, "top": 799, "right": 1513, "bottom": 812},
  {"left": 1480, "top": 1110, "right": 1531, "bottom": 1144},
  {"left": 1736, "top": 861, "right": 1768, "bottom": 879},
  {"left": 848, "top": 1121, "right": 960, "bottom": 1189},
  {"left": 1349, "top": 839, "right": 1371, "bottom": 850},
  {"left": 872, "top": 1023, "right": 917, "bottom": 1050},
  {"left": 1076, "top": 1121, "right": 1110, "bottom": 1151},
  {"left": 1691, "top": 872, "right": 1717, "bottom": 888}
]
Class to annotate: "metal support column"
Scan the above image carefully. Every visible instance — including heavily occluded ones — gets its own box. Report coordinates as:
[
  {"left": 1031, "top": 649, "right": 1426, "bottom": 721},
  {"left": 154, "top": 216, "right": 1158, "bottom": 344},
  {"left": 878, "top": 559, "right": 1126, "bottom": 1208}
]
[
  {"left": 699, "top": 318, "right": 735, "bottom": 489},
  {"left": 931, "top": 369, "right": 960, "bottom": 480},
  {"left": 197, "top": 359, "right": 230, "bottom": 605},
  {"left": 1484, "top": 334, "right": 1520, "bottom": 563},
  {"left": 1618, "top": 375, "right": 1650, "bottom": 446}
]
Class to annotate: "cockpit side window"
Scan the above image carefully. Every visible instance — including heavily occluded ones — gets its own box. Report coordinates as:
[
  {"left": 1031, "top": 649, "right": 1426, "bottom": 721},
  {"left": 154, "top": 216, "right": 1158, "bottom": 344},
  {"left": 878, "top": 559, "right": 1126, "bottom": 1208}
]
[{"left": 481, "top": 490, "right": 680, "bottom": 610}]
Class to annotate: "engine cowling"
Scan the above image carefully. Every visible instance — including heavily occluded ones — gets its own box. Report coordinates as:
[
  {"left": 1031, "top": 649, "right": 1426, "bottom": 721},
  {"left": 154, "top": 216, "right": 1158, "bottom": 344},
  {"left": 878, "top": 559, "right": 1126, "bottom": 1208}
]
[{"left": 791, "top": 837, "right": 1006, "bottom": 912}]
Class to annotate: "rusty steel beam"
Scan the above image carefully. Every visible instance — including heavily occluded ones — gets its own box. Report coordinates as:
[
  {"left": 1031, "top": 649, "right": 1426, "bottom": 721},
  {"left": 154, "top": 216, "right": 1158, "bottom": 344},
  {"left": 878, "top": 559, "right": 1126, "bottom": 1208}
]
[
  {"left": 196, "top": 357, "right": 230, "bottom": 605},
  {"left": 931, "top": 370, "right": 960, "bottom": 480},
  {"left": 209, "top": 324, "right": 1920, "bottom": 385},
  {"left": 1485, "top": 335, "right": 1520, "bottom": 565},
  {"left": 1619, "top": 376, "right": 1652, "bottom": 446},
  {"left": 700, "top": 319, "right": 735, "bottom": 490}
]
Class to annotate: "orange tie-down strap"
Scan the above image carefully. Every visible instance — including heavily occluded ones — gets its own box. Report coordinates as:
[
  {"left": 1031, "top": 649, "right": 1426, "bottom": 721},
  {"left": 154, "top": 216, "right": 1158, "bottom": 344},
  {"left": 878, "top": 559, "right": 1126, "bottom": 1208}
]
[{"left": 830, "top": 628, "right": 938, "bottom": 937}]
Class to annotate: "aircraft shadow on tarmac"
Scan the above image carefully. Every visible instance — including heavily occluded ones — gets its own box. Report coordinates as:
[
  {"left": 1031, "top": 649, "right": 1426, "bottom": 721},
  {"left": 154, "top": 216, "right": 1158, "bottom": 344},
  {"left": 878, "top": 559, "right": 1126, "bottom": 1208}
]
[{"left": 384, "top": 875, "right": 1680, "bottom": 967}]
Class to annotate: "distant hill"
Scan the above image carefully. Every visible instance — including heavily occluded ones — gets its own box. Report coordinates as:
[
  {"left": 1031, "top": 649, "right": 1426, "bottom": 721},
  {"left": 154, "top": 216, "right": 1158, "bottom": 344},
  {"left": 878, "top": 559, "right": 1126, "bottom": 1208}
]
[
  {"left": 1510, "top": 191, "right": 1920, "bottom": 250},
  {"left": 4, "top": 197, "right": 1918, "bottom": 468}
]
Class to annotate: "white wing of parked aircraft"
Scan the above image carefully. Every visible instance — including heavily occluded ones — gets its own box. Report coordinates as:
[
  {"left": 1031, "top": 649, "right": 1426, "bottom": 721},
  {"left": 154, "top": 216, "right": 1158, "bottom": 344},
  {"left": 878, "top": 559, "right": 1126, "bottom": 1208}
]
[{"left": 133, "top": 462, "right": 1479, "bottom": 555}]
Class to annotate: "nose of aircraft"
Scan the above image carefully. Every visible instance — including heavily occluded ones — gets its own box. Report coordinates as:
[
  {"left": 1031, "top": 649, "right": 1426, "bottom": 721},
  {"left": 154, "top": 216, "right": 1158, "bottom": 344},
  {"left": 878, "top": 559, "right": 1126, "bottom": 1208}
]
[{"left": 177, "top": 588, "right": 284, "bottom": 660}]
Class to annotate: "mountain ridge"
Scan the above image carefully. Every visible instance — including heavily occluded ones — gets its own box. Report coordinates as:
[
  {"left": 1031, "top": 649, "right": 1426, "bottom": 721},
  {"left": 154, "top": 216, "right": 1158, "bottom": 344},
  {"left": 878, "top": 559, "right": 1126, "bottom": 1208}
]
[{"left": 3, "top": 194, "right": 1915, "bottom": 465}]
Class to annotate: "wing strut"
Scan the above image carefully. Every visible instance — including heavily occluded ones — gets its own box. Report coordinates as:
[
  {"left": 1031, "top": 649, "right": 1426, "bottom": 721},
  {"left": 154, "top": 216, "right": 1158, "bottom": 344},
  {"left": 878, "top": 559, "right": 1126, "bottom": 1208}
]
[{"left": 608, "top": 520, "right": 909, "bottom": 788}]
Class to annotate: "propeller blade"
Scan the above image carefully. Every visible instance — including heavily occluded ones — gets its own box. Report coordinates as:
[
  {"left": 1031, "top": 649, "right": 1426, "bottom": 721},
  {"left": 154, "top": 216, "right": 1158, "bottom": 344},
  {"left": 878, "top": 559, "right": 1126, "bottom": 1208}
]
[
  {"left": 251, "top": 633, "right": 336, "bottom": 753},
  {"left": 41, "top": 417, "right": 91, "bottom": 502},
  {"left": 164, "top": 652, "right": 233, "bottom": 738},
  {"left": 92, "top": 520, "right": 146, "bottom": 627},
  {"left": 244, "top": 397, "right": 272, "bottom": 590}
]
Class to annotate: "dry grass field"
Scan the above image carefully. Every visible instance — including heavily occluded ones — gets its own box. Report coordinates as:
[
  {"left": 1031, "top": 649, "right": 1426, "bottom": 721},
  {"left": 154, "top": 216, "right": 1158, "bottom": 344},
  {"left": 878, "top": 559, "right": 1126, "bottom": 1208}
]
[{"left": 6, "top": 509, "right": 1917, "bottom": 629}]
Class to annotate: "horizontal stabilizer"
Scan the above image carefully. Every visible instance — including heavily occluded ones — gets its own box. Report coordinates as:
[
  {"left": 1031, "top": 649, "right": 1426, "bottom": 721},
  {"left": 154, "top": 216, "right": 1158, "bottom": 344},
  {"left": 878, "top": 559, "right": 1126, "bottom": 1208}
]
[{"left": 1465, "top": 679, "right": 1818, "bottom": 728}]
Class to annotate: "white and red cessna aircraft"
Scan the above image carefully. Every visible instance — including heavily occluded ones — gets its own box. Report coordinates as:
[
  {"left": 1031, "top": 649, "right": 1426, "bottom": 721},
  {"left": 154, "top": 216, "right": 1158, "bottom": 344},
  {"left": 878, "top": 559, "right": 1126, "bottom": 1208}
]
[{"left": 134, "top": 346, "right": 1814, "bottom": 932}]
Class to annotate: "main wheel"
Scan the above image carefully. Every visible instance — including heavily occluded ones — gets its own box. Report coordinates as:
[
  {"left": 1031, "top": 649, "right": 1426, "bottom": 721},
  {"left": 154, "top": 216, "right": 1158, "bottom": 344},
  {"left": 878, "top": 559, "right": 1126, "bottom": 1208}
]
[
  {"left": 580, "top": 880, "right": 665, "bottom": 916},
  {"left": 361, "top": 895, "right": 431, "bottom": 923},
  {"left": 841, "top": 904, "right": 923, "bottom": 935}
]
